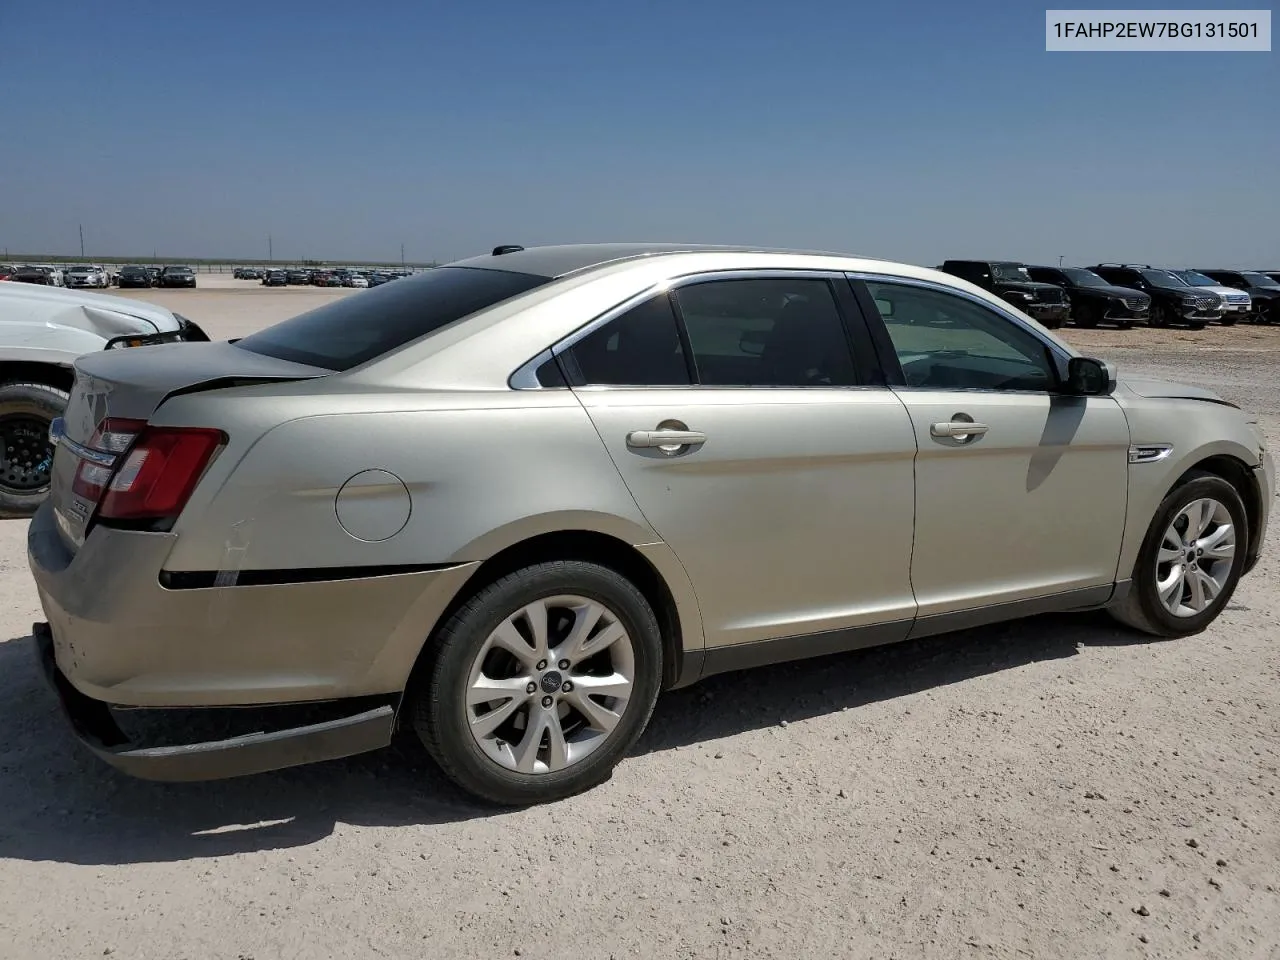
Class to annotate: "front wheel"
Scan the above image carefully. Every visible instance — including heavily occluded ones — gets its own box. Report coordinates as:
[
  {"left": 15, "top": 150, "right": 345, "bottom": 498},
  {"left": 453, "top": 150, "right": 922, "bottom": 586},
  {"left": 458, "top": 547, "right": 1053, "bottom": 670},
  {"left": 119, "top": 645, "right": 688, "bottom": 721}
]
[
  {"left": 0, "top": 380, "right": 68, "bottom": 518},
  {"left": 413, "top": 561, "right": 664, "bottom": 805},
  {"left": 1109, "top": 472, "right": 1248, "bottom": 638}
]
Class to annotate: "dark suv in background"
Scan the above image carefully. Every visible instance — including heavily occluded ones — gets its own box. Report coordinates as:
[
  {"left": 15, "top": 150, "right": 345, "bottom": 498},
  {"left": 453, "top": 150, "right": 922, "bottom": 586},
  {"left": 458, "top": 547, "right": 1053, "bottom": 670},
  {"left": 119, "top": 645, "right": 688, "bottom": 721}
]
[
  {"left": 1088, "top": 264, "right": 1222, "bottom": 330},
  {"left": 1025, "top": 265, "right": 1150, "bottom": 328},
  {"left": 938, "top": 260, "right": 1070, "bottom": 328},
  {"left": 117, "top": 265, "right": 152, "bottom": 288},
  {"left": 1199, "top": 270, "right": 1280, "bottom": 324}
]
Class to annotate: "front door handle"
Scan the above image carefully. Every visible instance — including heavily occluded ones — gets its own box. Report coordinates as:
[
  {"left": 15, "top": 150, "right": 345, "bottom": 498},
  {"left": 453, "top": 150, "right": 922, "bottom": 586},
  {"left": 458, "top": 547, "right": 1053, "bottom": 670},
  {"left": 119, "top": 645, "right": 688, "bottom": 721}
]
[
  {"left": 930, "top": 420, "right": 989, "bottom": 440},
  {"left": 627, "top": 429, "right": 707, "bottom": 451}
]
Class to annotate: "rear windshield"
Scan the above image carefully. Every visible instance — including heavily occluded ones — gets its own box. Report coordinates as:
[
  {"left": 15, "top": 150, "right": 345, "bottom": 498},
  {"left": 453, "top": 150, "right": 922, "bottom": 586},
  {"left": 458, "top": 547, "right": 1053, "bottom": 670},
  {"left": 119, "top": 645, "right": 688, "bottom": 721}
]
[{"left": 235, "top": 265, "right": 552, "bottom": 371}]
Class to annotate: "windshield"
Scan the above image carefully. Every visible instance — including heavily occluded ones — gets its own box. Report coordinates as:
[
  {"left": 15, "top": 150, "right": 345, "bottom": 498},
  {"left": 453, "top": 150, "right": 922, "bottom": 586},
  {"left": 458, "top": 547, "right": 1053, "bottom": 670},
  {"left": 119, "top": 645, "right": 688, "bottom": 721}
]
[
  {"left": 236, "top": 265, "right": 552, "bottom": 371},
  {"left": 122, "top": 266, "right": 145, "bottom": 274},
  {"left": 1239, "top": 272, "right": 1280, "bottom": 288},
  {"left": 992, "top": 263, "right": 1031, "bottom": 282},
  {"left": 1142, "top": 269, "right": 1187, "bottom": 286},
  {"left": 167, "top": 266, "right": 193, "bottom": 273},
  {"left": 1060, "top": 268, "right": 1108, "bottom": 287},
  {"left": 1177, "top": 270, "right": 1217, "bottom": 287}
]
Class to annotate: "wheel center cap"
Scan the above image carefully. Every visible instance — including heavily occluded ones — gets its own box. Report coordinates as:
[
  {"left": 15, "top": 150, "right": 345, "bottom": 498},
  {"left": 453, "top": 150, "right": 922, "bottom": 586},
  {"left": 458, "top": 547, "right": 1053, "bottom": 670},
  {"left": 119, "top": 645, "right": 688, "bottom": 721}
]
[{"left": 540, "top": 672, "right": 563, "bottom": 694}]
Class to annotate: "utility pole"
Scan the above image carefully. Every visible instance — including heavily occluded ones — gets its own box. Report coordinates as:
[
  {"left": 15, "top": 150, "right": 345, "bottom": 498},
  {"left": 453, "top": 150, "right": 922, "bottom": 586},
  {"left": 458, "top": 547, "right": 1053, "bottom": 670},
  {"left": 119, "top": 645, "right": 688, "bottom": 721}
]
[
  {"left": 79, "top": 224, "right": 85, "bottom": 258},
  {"left": 1058, "top": 255, "right": 1064, "bottom": 267},
  {"left": 268, "top": 235, "right": 273, "bottom": 262},
  {"left": 401, "top": 243, "right": 406, "bottom": 270}
]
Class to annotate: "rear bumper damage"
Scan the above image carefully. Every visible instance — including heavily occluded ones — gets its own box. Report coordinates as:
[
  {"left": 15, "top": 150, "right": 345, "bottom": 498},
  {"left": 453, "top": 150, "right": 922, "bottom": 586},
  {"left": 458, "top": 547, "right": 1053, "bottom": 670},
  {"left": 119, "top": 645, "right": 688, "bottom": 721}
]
[{"left": 33, "top": 621, "right": 396, "bottom": 781}]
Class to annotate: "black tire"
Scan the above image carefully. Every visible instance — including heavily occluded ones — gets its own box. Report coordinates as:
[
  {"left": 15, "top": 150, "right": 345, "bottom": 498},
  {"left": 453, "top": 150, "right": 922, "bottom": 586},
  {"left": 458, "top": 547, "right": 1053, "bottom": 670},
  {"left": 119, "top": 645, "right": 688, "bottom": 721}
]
[
  {"left": 1189, "top": 321, "right": 1207, "bottom": 331},
  {"left": 413, "top": 560, "right": 664, "bottom": 805},
  {"left": 1218, "top": 313, "right": 1237, "bottom": 327},
  {"left": 1149, "top": 304, "right": 1170, "bottom": 328},
  {"left": 1118, "top": 318, "right": 1135, "bottom": 330},
  {"left": 1074, "top": 304, "right": 1100, "bottom": 329},
  {"left": 0, "top": 380, "right": 68, "bottom": 518},
  {"left": 1109, "top": 472, "right": 1248, "bottom": 638}
]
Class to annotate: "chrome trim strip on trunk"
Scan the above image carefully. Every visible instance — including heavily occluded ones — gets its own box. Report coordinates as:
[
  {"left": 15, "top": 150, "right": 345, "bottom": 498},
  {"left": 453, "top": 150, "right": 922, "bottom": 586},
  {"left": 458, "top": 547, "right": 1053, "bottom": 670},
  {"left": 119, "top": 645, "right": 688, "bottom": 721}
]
[{"left": 48, "top": 418, "right": 118, "bottom": 468}]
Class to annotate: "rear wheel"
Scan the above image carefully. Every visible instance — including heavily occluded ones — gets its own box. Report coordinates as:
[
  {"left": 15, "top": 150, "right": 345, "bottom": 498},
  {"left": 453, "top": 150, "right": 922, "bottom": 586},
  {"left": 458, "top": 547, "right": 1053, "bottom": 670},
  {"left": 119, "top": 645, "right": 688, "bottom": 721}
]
[
  {"left": 0, "top": 380, "right": 68, "bottom": 518},
  {"left": 1074, "top": 303, "right": 1100, "bottom": 328},
  {"left": 413, "top": 561, "right": 664, "bottom": 805},
  {"left": 1109, "top": 472, "right": 1247, "bottom": 638}
]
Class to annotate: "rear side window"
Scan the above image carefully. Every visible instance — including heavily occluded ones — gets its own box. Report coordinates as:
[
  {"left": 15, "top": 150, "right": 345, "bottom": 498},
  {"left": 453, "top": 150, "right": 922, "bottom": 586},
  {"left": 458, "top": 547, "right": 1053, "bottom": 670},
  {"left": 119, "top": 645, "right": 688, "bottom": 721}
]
[
  {"left": 676, "top": 278, "right": 857, "bottom": 387},
  {"left": 563, "top": 294, "right": 691, "bottom": 387},
  {"left": 236, "top": 266, "right": 551, "bottom": 371}
]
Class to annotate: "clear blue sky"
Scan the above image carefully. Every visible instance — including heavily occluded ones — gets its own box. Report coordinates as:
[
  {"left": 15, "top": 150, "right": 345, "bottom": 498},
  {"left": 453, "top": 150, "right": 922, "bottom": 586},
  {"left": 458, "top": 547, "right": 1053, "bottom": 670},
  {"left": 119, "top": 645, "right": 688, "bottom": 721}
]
[{"left": 3, "top": 0, "right": 1276, "bottom": 267}]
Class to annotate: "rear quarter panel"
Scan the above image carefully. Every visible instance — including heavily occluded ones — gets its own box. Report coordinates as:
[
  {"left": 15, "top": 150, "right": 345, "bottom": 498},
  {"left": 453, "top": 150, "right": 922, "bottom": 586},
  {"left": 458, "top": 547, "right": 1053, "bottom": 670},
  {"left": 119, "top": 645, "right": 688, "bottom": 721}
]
[{"left": 160, "top": 388, "right": 664, "bottom": 573}]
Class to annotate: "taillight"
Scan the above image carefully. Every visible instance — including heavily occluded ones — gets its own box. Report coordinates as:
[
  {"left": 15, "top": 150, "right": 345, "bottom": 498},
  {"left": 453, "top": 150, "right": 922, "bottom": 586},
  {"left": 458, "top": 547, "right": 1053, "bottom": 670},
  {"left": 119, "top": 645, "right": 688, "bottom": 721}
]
[{"left": 71, "top": 418, "right": 225, "bottom": 522}]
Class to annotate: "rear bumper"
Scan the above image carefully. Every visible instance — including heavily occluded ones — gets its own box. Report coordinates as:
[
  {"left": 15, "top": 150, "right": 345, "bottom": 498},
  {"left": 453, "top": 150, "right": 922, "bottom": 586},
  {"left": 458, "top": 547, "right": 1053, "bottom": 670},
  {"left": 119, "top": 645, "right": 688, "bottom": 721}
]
[
  {"left": 26, "top": 500, "right": 479, "bottom": 707},
  {"left": 33, "top": 622, "right": 395, "bottom": 781}
]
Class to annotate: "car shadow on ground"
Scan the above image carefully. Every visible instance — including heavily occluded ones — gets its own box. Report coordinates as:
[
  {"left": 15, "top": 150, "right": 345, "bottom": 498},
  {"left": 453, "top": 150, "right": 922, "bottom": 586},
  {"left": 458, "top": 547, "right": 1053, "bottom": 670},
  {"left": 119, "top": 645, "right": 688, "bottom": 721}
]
[{"left": 0, "top": 611, "right": 1161, "bottom": 866}]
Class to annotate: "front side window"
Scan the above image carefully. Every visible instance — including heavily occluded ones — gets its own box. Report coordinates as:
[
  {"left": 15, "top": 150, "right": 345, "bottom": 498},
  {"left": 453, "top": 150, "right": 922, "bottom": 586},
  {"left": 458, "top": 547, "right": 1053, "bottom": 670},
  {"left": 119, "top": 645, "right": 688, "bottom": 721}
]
[
  {"left": 674, "top": 277, "right": 857, "bottom": 387},
  {"left": 866, "top": 281, "right": 1058, "bottom": 392}
]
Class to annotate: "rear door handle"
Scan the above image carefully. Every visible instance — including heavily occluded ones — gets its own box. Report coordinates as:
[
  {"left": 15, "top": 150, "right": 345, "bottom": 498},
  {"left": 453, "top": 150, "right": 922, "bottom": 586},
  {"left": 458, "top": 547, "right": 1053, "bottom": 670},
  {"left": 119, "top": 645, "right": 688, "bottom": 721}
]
[
  {"left": 626, "top": 429, "right": 707, "bottom": 449},
  {"left": 930, "top": 420, "right": 989, "bottom": 440}
]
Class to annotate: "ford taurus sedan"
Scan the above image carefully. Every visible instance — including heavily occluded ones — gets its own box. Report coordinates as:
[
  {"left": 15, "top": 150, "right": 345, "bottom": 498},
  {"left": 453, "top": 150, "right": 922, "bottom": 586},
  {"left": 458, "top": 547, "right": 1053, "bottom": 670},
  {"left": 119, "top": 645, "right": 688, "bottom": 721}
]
[{"left": 28, "top": 243, "right": 1275, "bottom": 805}]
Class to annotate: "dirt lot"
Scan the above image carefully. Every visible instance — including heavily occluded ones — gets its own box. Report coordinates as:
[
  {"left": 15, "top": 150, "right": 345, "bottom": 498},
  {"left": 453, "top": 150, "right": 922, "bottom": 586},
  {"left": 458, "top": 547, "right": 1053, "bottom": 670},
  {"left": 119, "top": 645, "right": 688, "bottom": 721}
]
[{"left": 0, "top": 283, "right": 1277, "bottom": 960}]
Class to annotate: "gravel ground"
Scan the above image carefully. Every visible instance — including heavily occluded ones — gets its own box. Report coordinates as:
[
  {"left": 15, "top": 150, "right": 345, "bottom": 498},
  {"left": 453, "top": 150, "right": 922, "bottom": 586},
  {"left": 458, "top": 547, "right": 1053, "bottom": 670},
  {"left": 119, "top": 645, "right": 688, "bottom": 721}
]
[{"left": 0, "top": 284, "right": 1277, "bottom": 960}]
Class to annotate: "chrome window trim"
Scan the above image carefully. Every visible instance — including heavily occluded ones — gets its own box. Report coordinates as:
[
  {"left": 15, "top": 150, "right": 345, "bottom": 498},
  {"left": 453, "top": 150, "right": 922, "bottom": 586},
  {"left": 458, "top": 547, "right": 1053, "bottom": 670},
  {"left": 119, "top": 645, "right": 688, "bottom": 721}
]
[{"left": 508, "top": 349, "right": 562, "bottom": 390}]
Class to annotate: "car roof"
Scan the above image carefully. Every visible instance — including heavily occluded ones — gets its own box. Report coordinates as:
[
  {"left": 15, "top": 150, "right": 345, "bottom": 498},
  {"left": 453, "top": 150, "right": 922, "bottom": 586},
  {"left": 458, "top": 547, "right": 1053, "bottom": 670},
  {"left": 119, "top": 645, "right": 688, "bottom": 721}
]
[{"left": 446, "top": 242, "right": 890, "bottom": 279}]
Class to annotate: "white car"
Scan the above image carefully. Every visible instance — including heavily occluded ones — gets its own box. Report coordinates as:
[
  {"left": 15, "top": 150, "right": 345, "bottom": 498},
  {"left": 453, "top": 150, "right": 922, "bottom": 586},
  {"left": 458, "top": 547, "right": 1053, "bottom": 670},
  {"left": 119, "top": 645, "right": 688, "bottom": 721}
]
[
  {"left": 64, "top": 265, "right": 109, "bottom": 289},
  {"left": 347, "top": 275, "right": 369, "bottom": 288},
  {"left": 1175, "top": 270, "right": 1251, "bottom": 324},
  {"left": 0, "top": 283, "right": 209, "bottom": 517}
]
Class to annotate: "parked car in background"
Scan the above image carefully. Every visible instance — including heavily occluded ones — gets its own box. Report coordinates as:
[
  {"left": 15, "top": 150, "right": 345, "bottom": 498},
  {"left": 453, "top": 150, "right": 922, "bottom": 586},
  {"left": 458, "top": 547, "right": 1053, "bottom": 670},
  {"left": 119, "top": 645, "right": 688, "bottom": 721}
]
[
  {"left": 1088, "top": 265, "right": 1222, "bottom": 330},
  {"left": 0, "top": 265, "right": 19, "bottom": 282},
  {"left": 144, "top": 266, "right": 162, "bottom": 286},
  {"left": 286, "top": 269, "right": 311, "bottom": 285},
  {"left": 1172, "top": 270, "right": 1251, "bottom": 324},
  {"left": 345, "top": 274, "right": 369, "bottom": 288},
  {"left": 1198, "top": 271, "right": 1280, "bottom": 324},
  {"left": 0, "top": 282, "right": 210, "bottom": 516},
  {"left": 117, "top": 265, "right": 152, "bottom": 289},
  {"left": 25, "top": 243, "right": 1275, "bottom": 804},
  {"left": 938, "top": 260, "right": 1071, "bottom": 329},
  {"left": 158, "top": 266, "right": 198, "bottom": 288},
  {"left": 64, "top": 265, "right": 109, "bottom": 289},
  {"left": 367, "top": 271, "right": 392, "bottom": 287},
  {"left": 13, "top": 266, "right": 59, "bottom": 286},
  {"left": 1025, "top": 265, "right": 1150, "bottom": 329},
  {"left": 262, "top": 269, "right": 289, "bottom": 287}
]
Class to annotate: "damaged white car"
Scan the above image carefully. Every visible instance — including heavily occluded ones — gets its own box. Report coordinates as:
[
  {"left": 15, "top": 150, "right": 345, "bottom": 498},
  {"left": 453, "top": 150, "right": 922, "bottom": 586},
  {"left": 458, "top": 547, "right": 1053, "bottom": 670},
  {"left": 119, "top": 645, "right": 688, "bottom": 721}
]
[{"left": 0, "top": 283, "right": 209, "bottom": 517}]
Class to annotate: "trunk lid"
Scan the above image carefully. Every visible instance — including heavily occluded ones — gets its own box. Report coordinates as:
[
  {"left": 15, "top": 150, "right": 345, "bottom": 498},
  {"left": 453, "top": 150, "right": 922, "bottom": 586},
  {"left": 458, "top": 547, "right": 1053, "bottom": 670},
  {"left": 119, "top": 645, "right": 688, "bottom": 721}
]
[{"left": 50, "top": 341, "right": 329, "bottom": 551}]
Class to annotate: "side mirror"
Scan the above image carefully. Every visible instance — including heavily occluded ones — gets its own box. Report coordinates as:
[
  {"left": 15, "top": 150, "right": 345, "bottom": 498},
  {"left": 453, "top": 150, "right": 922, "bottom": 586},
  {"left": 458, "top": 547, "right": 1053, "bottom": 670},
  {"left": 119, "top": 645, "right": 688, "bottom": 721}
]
[{"left": 1066, "top": 356, "right": 1116, "bottom": 396}]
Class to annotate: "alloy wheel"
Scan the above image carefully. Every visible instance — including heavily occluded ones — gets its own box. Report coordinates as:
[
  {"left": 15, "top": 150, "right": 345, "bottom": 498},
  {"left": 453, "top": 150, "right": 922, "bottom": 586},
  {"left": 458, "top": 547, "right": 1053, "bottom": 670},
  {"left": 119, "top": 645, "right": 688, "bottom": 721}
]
[
  {"left": 1155, "top": 497, "right": 1236, "bottom": 617},
  {"left": 464, "top": 595, "right": 636, "bottom": 774}
]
